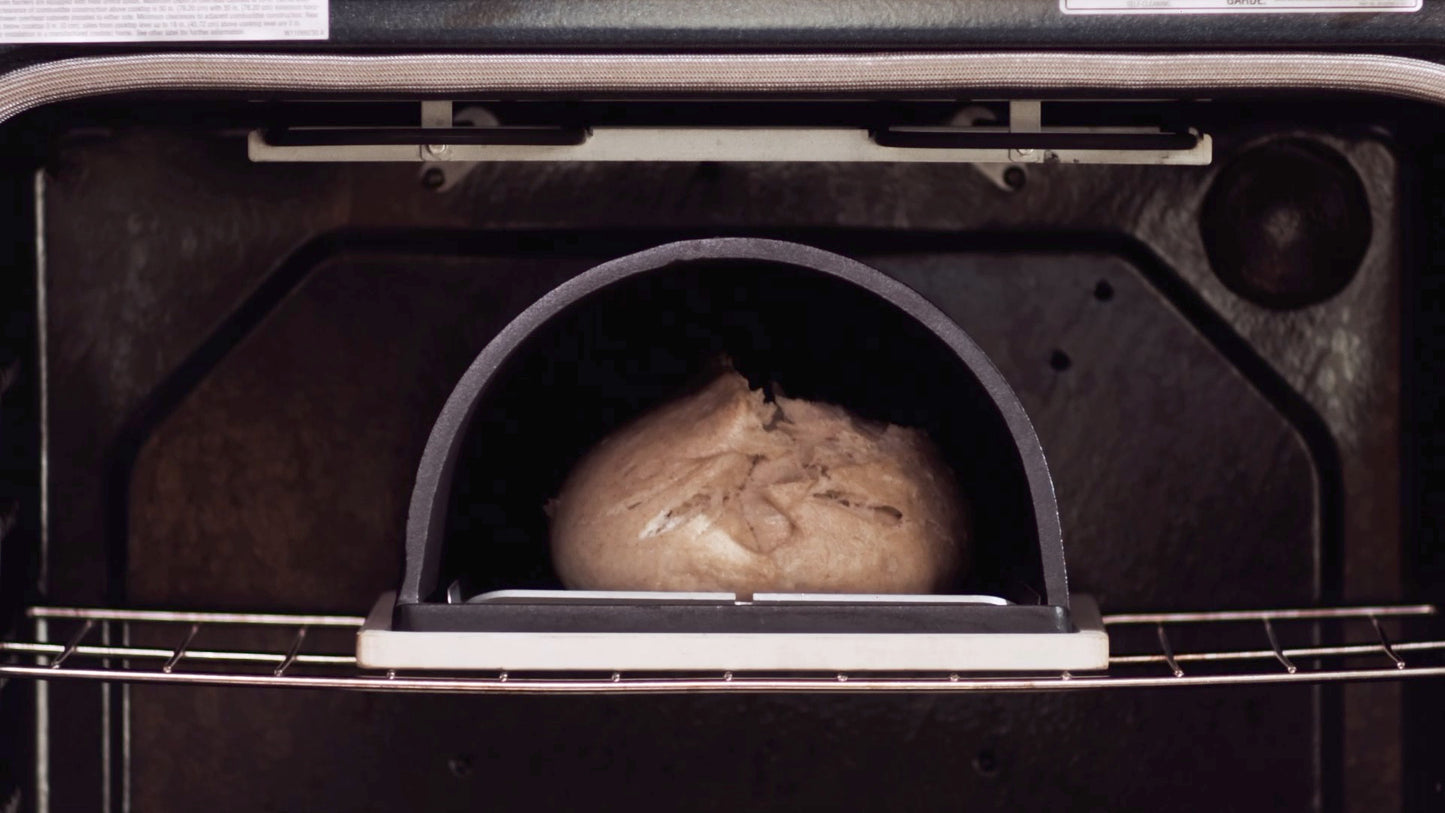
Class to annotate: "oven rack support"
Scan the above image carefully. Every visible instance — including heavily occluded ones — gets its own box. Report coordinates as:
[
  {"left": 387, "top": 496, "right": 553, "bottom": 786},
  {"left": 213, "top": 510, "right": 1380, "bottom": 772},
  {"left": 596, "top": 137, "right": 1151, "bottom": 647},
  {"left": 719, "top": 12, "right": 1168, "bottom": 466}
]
[
  {"left": 247, "top": 100, "right": 1212, "bottom": 168},
  {"left": 1, "top": 604, "right": 1441, "bottom": 693}
]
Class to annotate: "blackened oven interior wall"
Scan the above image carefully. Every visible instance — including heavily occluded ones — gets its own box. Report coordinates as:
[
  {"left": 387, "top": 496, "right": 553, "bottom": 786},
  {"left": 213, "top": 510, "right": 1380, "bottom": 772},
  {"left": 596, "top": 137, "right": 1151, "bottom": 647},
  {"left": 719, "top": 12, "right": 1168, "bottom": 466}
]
[{"left": 20, "top": 97, "right": 1414, "bottom": 812}]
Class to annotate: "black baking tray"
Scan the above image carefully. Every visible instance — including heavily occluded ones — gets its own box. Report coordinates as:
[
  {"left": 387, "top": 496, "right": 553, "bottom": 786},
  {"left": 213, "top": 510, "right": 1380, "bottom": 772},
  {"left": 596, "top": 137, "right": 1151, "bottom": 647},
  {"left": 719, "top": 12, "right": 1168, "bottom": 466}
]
[{"left": 396, "top": 601, "right": 1073, "bottom": 634}]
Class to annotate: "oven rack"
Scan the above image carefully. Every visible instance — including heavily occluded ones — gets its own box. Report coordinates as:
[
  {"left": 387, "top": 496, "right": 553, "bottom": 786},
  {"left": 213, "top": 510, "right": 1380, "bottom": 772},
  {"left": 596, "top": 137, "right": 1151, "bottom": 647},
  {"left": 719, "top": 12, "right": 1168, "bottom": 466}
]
[{"left": 0, "top": 603, "right": 1440, "bottom": 693}]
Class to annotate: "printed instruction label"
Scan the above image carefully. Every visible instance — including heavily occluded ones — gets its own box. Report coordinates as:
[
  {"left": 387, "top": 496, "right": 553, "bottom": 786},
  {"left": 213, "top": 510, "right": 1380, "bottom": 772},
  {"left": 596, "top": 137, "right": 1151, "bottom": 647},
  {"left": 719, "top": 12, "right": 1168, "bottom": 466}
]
[
  {"left": 1062, "top": 0, "right": 1419, "bottom": 13},
  {"left": 0, "top": 0, "right": 328, "bottom": 43}
]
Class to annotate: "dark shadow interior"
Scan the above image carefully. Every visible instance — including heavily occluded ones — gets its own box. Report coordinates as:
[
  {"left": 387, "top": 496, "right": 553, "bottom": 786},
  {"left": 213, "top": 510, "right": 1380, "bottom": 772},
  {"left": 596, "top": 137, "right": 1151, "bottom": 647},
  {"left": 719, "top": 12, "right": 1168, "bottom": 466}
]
[{"left": 439, "top": 257, "right": 1046, "bottom": 604}]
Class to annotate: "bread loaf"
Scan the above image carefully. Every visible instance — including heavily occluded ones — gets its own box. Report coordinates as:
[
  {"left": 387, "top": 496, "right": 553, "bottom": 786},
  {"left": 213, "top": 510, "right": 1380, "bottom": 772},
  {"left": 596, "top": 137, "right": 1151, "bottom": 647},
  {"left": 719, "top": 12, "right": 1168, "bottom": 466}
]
[{"left": 547, "top": 370, "right": 966, "bottom": 595}]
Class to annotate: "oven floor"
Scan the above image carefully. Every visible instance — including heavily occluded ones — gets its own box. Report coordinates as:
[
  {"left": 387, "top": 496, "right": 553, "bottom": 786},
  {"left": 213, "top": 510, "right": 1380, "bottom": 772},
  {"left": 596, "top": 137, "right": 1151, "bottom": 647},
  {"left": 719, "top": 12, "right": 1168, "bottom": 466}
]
[{"left": 128, "top": 686, "right": 1313, "bottom": 812}]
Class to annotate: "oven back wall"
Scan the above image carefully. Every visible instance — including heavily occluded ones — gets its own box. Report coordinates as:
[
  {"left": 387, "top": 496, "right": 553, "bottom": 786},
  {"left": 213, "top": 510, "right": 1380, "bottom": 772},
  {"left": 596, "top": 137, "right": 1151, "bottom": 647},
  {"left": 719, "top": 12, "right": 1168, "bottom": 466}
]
[{"left": 34, "top": 113, "right": 1400, "bottom": 811}]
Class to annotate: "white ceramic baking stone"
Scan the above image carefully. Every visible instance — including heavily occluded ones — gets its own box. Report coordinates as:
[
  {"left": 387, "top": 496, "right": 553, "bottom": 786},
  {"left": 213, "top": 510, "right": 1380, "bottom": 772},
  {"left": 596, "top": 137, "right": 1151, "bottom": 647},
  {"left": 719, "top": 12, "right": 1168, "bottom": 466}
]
[{"left": 357, "top": 592, "right": 1110, "bottom": 673}]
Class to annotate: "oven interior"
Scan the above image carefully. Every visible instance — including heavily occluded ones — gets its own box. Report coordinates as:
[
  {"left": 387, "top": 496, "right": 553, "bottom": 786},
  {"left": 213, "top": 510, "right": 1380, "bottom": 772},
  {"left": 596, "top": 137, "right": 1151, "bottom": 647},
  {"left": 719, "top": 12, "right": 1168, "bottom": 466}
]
[{"left": 0, "top": 92, "right": 1443, "bottom": 810}]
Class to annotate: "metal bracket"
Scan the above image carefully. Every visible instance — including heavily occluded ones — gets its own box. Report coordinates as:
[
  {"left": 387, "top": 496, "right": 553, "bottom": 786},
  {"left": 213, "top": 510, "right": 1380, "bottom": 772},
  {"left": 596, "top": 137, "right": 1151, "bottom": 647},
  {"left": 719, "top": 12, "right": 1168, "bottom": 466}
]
[{"left": 247, "top": 99, "right": 1211, "bottom": 167}]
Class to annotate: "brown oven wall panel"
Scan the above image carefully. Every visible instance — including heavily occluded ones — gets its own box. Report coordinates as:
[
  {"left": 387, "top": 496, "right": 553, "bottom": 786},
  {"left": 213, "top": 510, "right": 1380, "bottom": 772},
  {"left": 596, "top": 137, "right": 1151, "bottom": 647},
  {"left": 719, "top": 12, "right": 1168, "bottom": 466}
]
[
  {"left": 877, "top": 252, "right": 1318, "bottom": 611},
  {"left": 42, "top": 130, "right": 354, "bottom": 606},
  {"left": 1136, "top": 133, "right": 1403, "bottom": 607},
  {"left": 1132, "top": 132, "right": 1404, "bottom": 813},
  {"left": 126, "top": 254, "right": 586, "bottom": 609}
]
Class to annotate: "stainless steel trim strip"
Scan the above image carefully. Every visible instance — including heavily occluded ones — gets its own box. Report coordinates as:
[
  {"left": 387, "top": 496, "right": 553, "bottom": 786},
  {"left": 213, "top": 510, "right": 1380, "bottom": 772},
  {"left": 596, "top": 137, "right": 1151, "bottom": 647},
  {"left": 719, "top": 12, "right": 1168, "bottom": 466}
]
[
  {"left": 27, "top": 607, "right": 364, "bottom": 626},
  {"left": 7, "top": 52, "right": 1445, "bottom": 126},
  {"left": 12, "top": 637, "right": 1445, "bottom": 668},
  {"left": 1102, "top": 604, "right": 1438, "bottom": 624},
  {"left": 3, "top": 663, "right": 1445, "bottom": 693}
]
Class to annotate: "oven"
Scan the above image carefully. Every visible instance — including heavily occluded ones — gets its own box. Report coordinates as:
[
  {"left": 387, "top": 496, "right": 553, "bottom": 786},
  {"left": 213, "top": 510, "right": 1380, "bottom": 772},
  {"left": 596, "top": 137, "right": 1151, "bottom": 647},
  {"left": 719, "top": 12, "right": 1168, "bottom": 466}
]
[{"left": 2, "top": 6, "right": 1445, "bottom": 811}]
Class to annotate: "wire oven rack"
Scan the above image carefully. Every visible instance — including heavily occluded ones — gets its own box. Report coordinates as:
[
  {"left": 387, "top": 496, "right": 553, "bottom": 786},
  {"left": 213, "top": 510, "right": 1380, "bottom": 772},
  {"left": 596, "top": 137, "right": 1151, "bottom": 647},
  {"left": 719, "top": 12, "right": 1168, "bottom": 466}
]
[{"left": 0, "top": 603, "right": 1441, "bottom": 693}]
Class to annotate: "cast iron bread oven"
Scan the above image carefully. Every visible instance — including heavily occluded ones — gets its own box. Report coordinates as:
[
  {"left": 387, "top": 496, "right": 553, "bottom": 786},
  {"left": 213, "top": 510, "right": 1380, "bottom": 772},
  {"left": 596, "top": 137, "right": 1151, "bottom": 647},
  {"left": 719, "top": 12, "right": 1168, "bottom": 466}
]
[{"left": 393, "top": 237, "right": 1076, "bottom": 640}]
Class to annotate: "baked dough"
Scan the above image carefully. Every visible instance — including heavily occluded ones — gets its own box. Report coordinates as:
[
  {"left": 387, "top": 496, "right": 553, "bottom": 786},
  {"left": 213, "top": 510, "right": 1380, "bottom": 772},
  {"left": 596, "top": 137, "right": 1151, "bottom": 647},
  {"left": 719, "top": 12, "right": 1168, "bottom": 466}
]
[{"left": 548, "top": 370, "right": 966, "bottom": 594}]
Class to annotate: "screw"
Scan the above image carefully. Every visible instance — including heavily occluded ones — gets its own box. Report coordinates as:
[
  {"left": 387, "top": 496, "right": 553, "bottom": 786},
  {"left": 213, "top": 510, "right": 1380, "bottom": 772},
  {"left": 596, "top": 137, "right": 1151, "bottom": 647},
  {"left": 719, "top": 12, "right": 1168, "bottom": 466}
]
[
  {"left": 448, "top": 755, "right": 474, "bottom": 778},
  {"left": 1015, "top": 148, "right": 1034, "bottom": 156},
  {"left": 973, "top": 748, "right": 1001, "bottom": 778},
  {"left": 424, "top": 143, "right": 451, "bottom": 159}
]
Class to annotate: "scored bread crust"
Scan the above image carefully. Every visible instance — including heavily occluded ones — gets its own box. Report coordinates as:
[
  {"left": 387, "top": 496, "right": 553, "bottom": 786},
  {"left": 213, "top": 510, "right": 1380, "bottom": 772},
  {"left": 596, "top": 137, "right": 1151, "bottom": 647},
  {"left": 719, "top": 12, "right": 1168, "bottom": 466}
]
[{"left": 548, "top": 370, "right": 967, "bottom": 595}]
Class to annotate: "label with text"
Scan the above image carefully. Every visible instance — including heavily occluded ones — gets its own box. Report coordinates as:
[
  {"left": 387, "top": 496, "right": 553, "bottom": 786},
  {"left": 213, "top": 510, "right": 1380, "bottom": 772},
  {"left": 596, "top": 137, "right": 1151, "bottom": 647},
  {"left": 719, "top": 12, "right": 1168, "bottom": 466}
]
[
  {"left": 1063, "top": 0, "right": 1419, "bottom": 13},
  {"left": 0, "top": 0, "right": 327, "bottom": 42}
]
